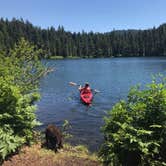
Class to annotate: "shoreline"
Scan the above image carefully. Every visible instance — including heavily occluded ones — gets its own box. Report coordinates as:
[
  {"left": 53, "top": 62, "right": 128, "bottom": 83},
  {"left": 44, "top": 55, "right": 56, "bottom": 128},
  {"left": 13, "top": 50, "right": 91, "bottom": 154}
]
[{"left": 2, "top": 143, "right": 101, "bottom": 166}]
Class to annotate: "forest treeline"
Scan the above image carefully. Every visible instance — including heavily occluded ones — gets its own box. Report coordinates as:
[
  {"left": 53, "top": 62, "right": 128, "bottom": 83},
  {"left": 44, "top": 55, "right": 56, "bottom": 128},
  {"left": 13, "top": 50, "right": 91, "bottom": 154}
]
[{"left": 0, "top": 18, "right": 166, "bottom": 58}]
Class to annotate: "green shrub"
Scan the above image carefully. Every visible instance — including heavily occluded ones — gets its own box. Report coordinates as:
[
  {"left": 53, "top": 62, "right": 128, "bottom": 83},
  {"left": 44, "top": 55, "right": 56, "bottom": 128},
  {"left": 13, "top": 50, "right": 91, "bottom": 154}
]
[
  {"left": 0, "top": 38, "right": 46, "bottom": 161},
  {"left": 0, "top": 126, "right": 24, "bottom": 162},
  {"left": 99, "top": 77, "right": 166, "bottom": 166}
]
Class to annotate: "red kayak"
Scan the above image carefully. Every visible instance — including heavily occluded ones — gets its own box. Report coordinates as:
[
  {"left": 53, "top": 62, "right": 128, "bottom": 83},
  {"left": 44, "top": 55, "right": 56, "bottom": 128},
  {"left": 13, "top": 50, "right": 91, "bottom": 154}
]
[{"left": 80, "top": 89, "right": 93, "bottom": 105}]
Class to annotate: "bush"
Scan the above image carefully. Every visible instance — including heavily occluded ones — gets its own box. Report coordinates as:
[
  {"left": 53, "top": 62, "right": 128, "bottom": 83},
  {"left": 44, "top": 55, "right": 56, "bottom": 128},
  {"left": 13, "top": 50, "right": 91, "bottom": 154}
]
[
  {"left": 0, "top": 126, "right": 24, "bottom": 162},
  {"left": 0, "top": 38, "right": 46, "bottom": 161},
  {"left": 99, "top": 77, "right": 166, "bottom": 166}
]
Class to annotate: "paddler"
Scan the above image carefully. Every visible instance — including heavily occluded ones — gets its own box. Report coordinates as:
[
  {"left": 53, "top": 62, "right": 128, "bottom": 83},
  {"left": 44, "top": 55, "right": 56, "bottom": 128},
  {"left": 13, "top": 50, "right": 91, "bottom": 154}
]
[{"left": 79, "top": 82, "right": 91, "bottom": 93}]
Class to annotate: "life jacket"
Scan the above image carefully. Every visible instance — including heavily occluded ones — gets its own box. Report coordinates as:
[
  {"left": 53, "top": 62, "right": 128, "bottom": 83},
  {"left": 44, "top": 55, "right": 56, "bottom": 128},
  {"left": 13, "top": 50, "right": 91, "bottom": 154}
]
[{"left": 80, "top": 87, "right": 91, "bottom": 94}]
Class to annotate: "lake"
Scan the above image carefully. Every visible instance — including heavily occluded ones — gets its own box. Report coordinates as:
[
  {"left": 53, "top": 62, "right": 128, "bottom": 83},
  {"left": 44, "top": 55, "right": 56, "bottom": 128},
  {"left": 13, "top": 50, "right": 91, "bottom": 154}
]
[{"left": 36, "top": 57, "right": 166, "bottom": 151}]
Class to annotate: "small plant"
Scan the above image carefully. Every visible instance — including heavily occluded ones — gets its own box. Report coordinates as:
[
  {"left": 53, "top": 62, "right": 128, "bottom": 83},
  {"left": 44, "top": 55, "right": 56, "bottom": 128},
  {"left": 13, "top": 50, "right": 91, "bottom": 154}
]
[
  {"left": 0, "top": 126, "right": 24, "bottom": 162},
  {"left": 62, "top": 120, "right": 73, "bottom": 139}
]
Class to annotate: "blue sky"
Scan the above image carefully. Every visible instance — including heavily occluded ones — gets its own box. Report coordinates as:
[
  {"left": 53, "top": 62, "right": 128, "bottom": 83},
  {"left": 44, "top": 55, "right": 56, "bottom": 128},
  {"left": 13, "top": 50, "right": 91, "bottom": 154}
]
[{"left": 0, "top": 0, "right": 166, "bottom": 32}]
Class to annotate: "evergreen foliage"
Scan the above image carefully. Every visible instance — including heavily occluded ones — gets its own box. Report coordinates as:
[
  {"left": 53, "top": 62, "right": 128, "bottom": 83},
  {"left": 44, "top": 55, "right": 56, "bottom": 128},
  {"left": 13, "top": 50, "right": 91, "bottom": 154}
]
[
  {"left": 0, "top": 38, "right": 46, "bottom": 162},
  {"left": 99, "top": 77, "right": 166, "bottom": 166},
  {"left": 0, "top": 18, "right": 166, "bottom": 58}
]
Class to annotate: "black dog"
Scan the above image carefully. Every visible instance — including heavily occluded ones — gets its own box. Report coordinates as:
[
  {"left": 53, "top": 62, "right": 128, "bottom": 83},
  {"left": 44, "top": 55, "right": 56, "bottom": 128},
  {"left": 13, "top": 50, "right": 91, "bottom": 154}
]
[{"left": 45, "top": 124, "right": 63, "bottom": 152}]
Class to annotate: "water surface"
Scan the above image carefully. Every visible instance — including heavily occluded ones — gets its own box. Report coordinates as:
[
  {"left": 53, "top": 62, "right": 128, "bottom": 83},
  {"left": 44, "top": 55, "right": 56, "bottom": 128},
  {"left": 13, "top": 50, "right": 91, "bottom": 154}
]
[{"left": 37, "top": 57, "right": 166, "bottom": 151}]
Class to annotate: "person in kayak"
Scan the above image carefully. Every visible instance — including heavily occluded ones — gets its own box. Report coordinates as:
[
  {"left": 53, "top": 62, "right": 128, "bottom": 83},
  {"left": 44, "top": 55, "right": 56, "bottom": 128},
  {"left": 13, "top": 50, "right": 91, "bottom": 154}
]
[
  {"left": 79, "top": 82, "right": 93, "bottom": 106},
  {"left": 79, "top": 82, "right": 91, "bottom": 94}
]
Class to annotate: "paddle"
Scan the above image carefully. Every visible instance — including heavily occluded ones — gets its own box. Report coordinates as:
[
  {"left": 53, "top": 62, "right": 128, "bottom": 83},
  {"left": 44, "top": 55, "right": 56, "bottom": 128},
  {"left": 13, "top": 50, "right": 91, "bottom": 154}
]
[
  {"left": 69, "top": 82, "right": 80, "bottom": 87},
  {"left": 69, "top": 82, "right": 100, "bottom": 93}
]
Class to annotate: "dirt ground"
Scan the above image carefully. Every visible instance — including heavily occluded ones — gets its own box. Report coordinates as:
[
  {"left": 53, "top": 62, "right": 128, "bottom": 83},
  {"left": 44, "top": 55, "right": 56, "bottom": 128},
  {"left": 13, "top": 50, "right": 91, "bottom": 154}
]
[{"left": 2, "top": 144, "right": 101, "bottom": 166}]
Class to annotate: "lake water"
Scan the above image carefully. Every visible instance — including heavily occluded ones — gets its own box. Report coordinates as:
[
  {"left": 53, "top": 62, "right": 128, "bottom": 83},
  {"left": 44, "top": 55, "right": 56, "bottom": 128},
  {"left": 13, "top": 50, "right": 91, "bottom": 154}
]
[{"left": 36, "top": 57, "right": 166, "bottom": 151}]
